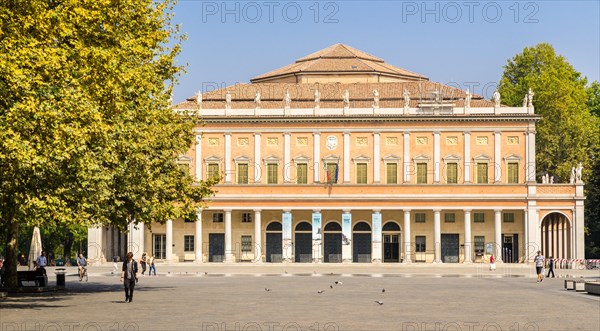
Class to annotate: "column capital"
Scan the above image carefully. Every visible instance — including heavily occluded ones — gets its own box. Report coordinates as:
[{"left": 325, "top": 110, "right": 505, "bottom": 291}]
[
  {"left": 433, "top": 131, "right": 440, "bottom": 135},
  {"left": 283, "top": 132, "right": 291, "bottom": 136},
  {"left": 312, "top": 131, "right": 321, "bottom": 136},
  {"left": 403, "top": 131, "right": 410, "bottom": 135},
  {"left": 312, "top": 209, "right": 321, "bottom": 213},
  {"left": 494, "top": 209, "right": 502, "bottom": 213},
  {"left": 494, "top": 131, "right": 502, "bottom": 135},
  {"left": 224, "top": 132, "right": 231, "bottom": 136},
  {"left": 403, "top": 209, "right": 411, "bottom": 213},
  {"left": 254, "top": 132, "right": 261, "bottom": 136},
  {"left": 463, "top": 131, "right": 471, "bottom": 135},
  {"left": 343, "top": 131, "right": 351, "bottom": 136},
  {"left": 372, "top": 209, "right": 381, "bottom": 213},
  {"left": 283, "top": 209, "right": 291, "bottom": 213},
  {"left": 372, "top": 131, "right": 380, "bottom": 136},
  {"left": 224, "top": 209, "right": 232, "bottom": 213},
  {"left": 253, "top": 209, "right": 262, "bottom": 213},
  {"left": 343, "top": 209, "right": 352, "bottom": 213},
  {"left": 463, "top": 209, "right": 472, "bottom": 213},
  {"left": 433, "top": 209, "right": 441, "bottom": 213}
]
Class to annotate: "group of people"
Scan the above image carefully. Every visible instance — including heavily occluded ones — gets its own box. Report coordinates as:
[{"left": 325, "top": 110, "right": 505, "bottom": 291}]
[{"left": 487, "top": 250, "right": 556, "bottom": 282}]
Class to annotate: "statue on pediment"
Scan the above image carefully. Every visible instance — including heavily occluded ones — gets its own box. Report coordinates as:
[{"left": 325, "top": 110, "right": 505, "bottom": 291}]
[
  {"left": 373, "top": 89, "right": 379, "bottom": 108},
  {"left": 403, "top": 88, "right": 410, "bottom": 110},
  {"left": 314, "top": 89, "right": 320, "bottom": 106},
  {"left": 343, "top": 90, "right": 350, "bottom": 108},
  {"left": 570, "top": 167, "right": 576, "bottom": 184},
  {"left": 575, "top": 162, "right": 583, "bottom": 182},
  {"left": 284, "top": 89, "right": 291, "bottom": 108},
  {"left": 522, "top": 94, "right": 527, "bottom": 108},
  {"left": 254, "top": 91, "right": 261, "bottom": 108},
  {"left": 196, "top": 91, "right": 202, "bottom": 109},
  {"left": 465, "top": 89, "right": 472, "bottom": 109},
  {"left": 527, "top": 88, "right": 534, "bottom": 107},
  {"left": 225, "top": 91, "right": 232, "bottom": 109},
  {"left": 492, "top": 89, "right": 501, "bottom": 107}
]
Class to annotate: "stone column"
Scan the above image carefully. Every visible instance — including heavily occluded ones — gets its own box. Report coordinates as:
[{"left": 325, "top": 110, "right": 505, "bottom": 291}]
[
  {"left": 464, "top": 131, "right": 471, "bottom": 183},
  {"left": 342, "top": 210, "right": 352, "bottom": 263},
  {"left": 195, "top": 209, "right": 203, "bottom": 263},
  {"left": 372, "top": 210, "right": 382, "bottom": 263},
  {"left": 127, "top": 221, "right": 144, "bottom": 260},
  {"left": 195, "top": 134, "right": 202, "bottom": 181},
  {"left": 494, "top": 210, "right": 502, "bottom": 262},
  {"left": 403, "top": 210, "right": 412, "bottom": 263},
  {"left": 254, "top": 133, "right": 261, "bottom": 183},
  {"left": 224, "top": 209, "right": 233, "bottom": 262},
  {"left": 224, "top": 132, "right": 232, "bottom": 183},
  {"left": 403, "top": 132, "right": 411, "bottom": 183},
  {"left": 527, "top": 131, "right": 536, "bottom": 182},
  {"left": 313, "top": 132, "right": 321, "bottom": 183},
  {"left": 575, "top": 200, "right": 585, "bottom": 259},
  {"left": 166, "top": 219, "right": 173, "bottom": 262},
  {"left": 526, "top": 202, "right": 538, "bottom": 263},
  {"left": 433, "top": 210, "right": 441, "bottom": 263},
  {"left": 254, "top": 209, "right": 262, "bottom": 262},
  {"left": 433, "top": 131, "right": 440, "bottom": 183},
  {"left": 494, "top": 131, "right": 501, "bottom": 183},
  {"left": 373, "top": 132, "right": 381, "bottom": 183},
  {"left": 463, "top": 210, "right": 472, "bottom": 263},
  {"left": 284, "top": 132, "right": 291, "bottom": 182},
  {"left": 87, "top": 226, "right": 106, "bottom": 265},
  {"left": 343, "top": 131, "right": 350, "bottom": 183},
  {"left": 312, "top": 210, "right": 322, "bottom": 263},
  {"left": 282, "top": 210, "right": 293, "bottom": 263}
]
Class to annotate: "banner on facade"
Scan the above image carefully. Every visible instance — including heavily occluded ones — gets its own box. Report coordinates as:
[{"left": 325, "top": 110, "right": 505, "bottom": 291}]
[
  {"left": 312, "top": 212, "right": 322, "bottom": 240},
  {"left": 282, "top": 212, "right": 292, "bottom": 240},
  {"left": 372, "top": 212, "right": 382, "bottom": 243},
  {"left": 342, "top": 213, "right": 352, "bottom": 245}
]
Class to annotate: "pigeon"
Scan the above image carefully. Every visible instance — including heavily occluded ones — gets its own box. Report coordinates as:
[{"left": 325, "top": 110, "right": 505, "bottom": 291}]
[
  {"left": 330, "top": 285, "right": 333, "bottom": 289},
  {"left": 265, "top": 288, "right": 271, "bottom": 292},
  {"left": 204, "top": 272, "right": 208, "bottom": 275},
  {"left": 335, "top": 281, "right": 343, "bottom": 285},
  {"left": 285, "top": 271, "right": 288, "bottom": 274},
  {"left": 317, "top": 290, "right": 325, "bottom": 294},
  {"left": 375, "top": 301, "right": 384, "bottom": 305},
  {"left": 382, "top": 288, "right": 386, "bottom": 293}
]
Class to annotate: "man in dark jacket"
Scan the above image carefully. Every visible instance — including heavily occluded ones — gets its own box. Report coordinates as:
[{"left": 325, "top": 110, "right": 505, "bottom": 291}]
[{"left": 120, "top": 252, "right": 138, "bottom": 303}]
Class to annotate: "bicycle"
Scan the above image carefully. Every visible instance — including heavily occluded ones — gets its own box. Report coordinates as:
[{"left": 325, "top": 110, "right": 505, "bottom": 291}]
[{"left": 79, "top": 266, "right": 88, "bottom": 282}]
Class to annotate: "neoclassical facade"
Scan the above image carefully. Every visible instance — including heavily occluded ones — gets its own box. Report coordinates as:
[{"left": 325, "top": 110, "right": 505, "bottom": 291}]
[{"left": 88, "top": 44, "right": 585, "bottom": 264}]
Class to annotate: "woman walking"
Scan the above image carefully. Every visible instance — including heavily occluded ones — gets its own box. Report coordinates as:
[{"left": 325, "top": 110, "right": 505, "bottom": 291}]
[
  {"left": 139, "top": 253, "right": 147, "bottom": 276},
  {"left": 148, "top": 255, "right": 156, "bottom": 276}
]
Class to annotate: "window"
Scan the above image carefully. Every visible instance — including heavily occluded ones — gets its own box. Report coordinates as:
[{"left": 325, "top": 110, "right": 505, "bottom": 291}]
[
  {"left": 242, "top": 212, "right": 252, "bottom": 223},
  {"left": 415, "top": 236, "right": 426, "bottom": 252},
  {"left": 476, "top": 163, "right": 488, "bottom": 184},
  {"left": 326, "top": 163, "right": 338, "bottom": 184},
  {"left": 474, "top": 236, "right": 485, "bottom": 255},
  {"left": 237, "top": 163, "right": 248, "bottom": 184},
  {"left": 296, "top": 164, "right": 308, "bottom": 184},
  {"left": 446, "top": 163, "right": 458, "bottom": 184},
  {"left": 212, "top": 212, "right": 224, "bottom": 223},
  {"left": 356, "top": 163, "right": 367, "bottom": 184},
  {"left": 241, "top": 235, "right": 252, "bottom": 252},
  {"left": 184, "top": 235, "right": 194, "bottom": 252},
  {"left": 386, "top": 163, "right": 398, "bottom": 184},
  {"left": 184, "top": 217, "right": 194, "bottom": 223},
  {"left": 417, "top": 163, "right": 427, "bottom": 184},
  {"left": 474, "top": 213, "right": 485, "bottom": 223},
  {"left": 503, "top": 213, "right": 515, "bottom": 223},
  {"left": 508, "top": 163, "right": 519, "bottom": 183},
  {"left": 415, "top": 213, "right": 426, "bottom": 223},
  {"left": 207, "top": 163, "right": 220, "bottom": 180},
  {"left": 267, "top": 164, "right": 278, "bottom": 184},
  {"left": 444, "top": 213, "right": 455, "bottom": 223}
]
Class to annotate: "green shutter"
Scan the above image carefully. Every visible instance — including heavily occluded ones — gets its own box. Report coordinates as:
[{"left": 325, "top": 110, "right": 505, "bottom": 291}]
[
  {"left": 357, "top": 163, "right": 367, "bottom": 184},
  {"left": 417, "top": 163, "right": 427, "bottom": 184},
  {"left": 297, "top": 164, "right": 307, "bottom": 184},
  {"left": 386, "top": 163, "right": 397, "bottom": 184},
  {"left": 446, "top": 163, "right": 458, "bottom": 184}
]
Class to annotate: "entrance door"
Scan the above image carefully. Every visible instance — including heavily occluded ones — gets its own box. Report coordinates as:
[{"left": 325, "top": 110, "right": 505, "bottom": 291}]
[
  {"left": 324, "top": 233, "right": 342, "bottom": 263},
  {"left": 266, "top": 233, "right": 282, "bottom": 263},
  {"left": 353, "top": 233, "right": 372, "bottom": 262},
  {"left": 208, "top": 233, "right": 225, "bottom": 262},
  {"left": 441, "top": 234, "right": 459, "bottom": 263},
  {"left": 383, "top": 234, "right": 400, "bottom": 262},
  {"left": 295, "top": 233, "right": 312, "bottom": 262},
  {"left": 153, "top": 234, "right": 166, "bottom": 260},
  {"left": 502, "top": 234, "right": 519, "bottom": 263}
]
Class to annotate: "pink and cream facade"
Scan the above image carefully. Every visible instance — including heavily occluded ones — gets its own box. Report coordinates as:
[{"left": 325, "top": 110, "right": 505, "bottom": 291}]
[{"left": 88, "top": 44, "right": 585, "bottom": 264}]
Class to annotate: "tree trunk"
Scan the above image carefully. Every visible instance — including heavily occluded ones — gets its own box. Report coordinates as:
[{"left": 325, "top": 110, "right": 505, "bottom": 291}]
[
  {"left": 5, "top": 218, "right": 19, "bottom": 288},
  {"left": 64, "top": 230, "right": 73, "bottom": 261}
]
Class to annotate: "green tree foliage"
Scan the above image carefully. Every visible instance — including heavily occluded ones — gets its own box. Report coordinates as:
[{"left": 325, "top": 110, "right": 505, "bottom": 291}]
[
  {"left": 587, "top": 81, "right": 600, "bottom": 118},
  {"left": 498, "top": 43, "right": 600, "bottom": 258},
  {"left": 0, "top": 0, "right": 216, "bottom": 287}
]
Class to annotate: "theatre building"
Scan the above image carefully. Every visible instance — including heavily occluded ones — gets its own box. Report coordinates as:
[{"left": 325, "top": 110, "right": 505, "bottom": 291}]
[{"left": 88, "top": 44, "right": 585, "bottom": 264}]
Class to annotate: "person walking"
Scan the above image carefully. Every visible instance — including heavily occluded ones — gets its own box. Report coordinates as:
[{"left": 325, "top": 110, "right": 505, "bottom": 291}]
[
  {"left": 112, "top": 255, "right": 119, "bottom": 275},
  {"left": 534, "top": 251, "right": 545, "bottom": 283},
  {"left": 489, "top": 254, "right": 496, "bottom": 271},
  {"left": 120, "top": 252, "right": 138, "bottom": 303},
  {"left": 547, "top": 256, "right": 555, "bottom": 278},
  {"left": 36, "top": 251, "right": 48, "bottom": 275},
  {"left": 148, "top": 255, "right": 156, "bottom": 276},
  {"left": 139, "top": 253, "right": 147, "bottom": 276}
]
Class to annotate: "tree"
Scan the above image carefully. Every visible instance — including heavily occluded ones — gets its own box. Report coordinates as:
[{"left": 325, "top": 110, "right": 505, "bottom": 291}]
[
  {"left": 498, "top": 43, "right": 600, "bottom": 257},
  {"left": 587, "top": 81, "right": 600, "bottom": 118},
  {"left": 0, "top": 0, "right": 216, "bottom": 288}
]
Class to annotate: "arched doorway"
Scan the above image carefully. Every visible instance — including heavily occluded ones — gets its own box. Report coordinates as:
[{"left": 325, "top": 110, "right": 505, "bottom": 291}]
[
  {"left": 323, "top": 222, "right": 342, "bottom": 263},
  {"left": 353, "top": 222, "right": 372, "bottom": 262},
  {"left": 382, "top": 222, "right": 401, "bottom": 262},
  {"left": 295, "top": 222, "right": 312, "bottom": 263},
  {"left": 541, "top": 212, "right": 571, "bottom": 259},
  {"left": 266, "top": 221, "right": 282, "bottom": 263}
]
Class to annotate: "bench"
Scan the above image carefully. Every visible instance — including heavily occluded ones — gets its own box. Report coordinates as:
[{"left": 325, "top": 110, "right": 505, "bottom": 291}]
[{"left": 17, "top": 269, "right": 48, "bottom": 287}]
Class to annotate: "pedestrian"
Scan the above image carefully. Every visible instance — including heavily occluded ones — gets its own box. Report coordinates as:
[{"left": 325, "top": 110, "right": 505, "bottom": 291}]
[
  {"left": 148, "top": 255, "right": 156, "bottom": 276},
  {"left": 140, "top": 252, "right": 147, "bottom": 276},
  {"left": 534, "top": 250, "right": 545, "bottom": 283},
  {"left": 36, "top": 251, "right": 48, "bottom": 275},
  {"left": 547, "top": 256, "right": 555, "bottom": 278},
  {"left": 120, "top": 252, "right": 138, "bottom": 303},
  {"left": 489, "top": 254, "right": 496, "bottom": 271},
  {"left": 112, "top": 255, "right": 119, "bottom": 275}
]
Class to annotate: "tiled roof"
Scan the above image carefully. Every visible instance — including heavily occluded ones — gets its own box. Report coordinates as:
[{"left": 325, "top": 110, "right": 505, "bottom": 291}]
[
  {"left": 250, "top": 43, "right": 428, "bottom": 82},
  {"left": 173, "top": 81, "right": 495, "bottom": 110}
]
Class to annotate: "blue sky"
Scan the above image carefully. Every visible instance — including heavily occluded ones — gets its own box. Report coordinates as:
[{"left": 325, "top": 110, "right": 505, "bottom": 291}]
[{"left": 171, "top": 0, "right": 600, "bottom": 102}]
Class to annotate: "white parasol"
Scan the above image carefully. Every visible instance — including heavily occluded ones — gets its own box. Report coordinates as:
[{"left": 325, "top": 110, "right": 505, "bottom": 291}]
[{"left": 28, "top": 227, "right": 43, "bottom": 270}]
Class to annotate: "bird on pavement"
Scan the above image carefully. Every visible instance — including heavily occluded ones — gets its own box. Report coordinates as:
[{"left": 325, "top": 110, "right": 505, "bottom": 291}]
[
  {"left": 317, "top": 290, "right": 325, "bottom": 294},
  {"left": 382, "top": 288, "right": 385, "bottom": 293},
  {"left": 265, "top": 288, "right": 271, "bottom": 292},
  {"left": 375, "top": 301, "right": 384, "bottom": 305},
  {"left": 335, "top": 281, "right": 343, "bottom": 285}
]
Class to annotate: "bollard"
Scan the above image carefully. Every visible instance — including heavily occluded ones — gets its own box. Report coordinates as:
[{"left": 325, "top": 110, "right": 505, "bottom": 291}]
[{"left": 55, "top": 268, "right": 66, "bottom": 288}]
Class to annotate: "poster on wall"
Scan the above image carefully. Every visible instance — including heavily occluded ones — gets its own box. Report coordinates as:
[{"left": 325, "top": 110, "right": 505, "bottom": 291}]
[
  {"left": 282, "top": 212, "right": 292, "bottom": 240},
  {"left": 342, "top": 213, "right": 352, "bottom": 245},
  {"left": 312, "top": 212, "right": 322, "bottom": 240},
  {"left": 372, "top": 212, "right": 382, "bottom": 243}
]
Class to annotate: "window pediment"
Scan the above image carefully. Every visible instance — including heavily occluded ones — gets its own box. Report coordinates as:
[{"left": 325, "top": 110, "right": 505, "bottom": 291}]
[
  {"left": 322, "top": 154, "right": 340, "bottom": 164},
  {"left": 443, "top": 154, "right": 462, "bottom": 163},
  {"left": 352, "top": 154, "right": 371, "bottom": 163},
  {"left": 293, "top": 155, "right": 311, "bottom": 163},
  {"left": 503, "top": 154, "right": 521, "bottom": 161},
  {"left": 234, "top": 155, "right": 252, "bottom": 163},
  {"left": 412, "top": 154, "right": 431, "bottom": 162},
  {"left": 177, "top": 155, "right": 192, "bottom": 163},
  {"left": 473, "top": 153, "right": 491, "bottom": 161},
  {"left": 204, "top": 155, "right": 222, "bottom": 163},
  {"left": 263, "top": 155, "right": 280, "bottom": 164},
  {"left": 382, "top": 154, "right": 401, "bottom": 163}
]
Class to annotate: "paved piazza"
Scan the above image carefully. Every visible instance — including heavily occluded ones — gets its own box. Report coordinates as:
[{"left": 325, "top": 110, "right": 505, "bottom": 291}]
[{"left": 1, "top": 265, "right": 599, "bottom": 331}]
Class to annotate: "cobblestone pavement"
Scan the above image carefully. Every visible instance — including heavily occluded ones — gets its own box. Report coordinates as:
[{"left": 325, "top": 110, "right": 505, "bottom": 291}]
[{"left": 1, "top": 266, "right": 599, "bottom": 331}]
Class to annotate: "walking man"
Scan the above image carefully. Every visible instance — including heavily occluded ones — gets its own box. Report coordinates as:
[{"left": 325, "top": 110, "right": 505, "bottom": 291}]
[
  {"left": 120, "top": 252, "right": 138, "bottom": 303},
  {"left": 36, "top": 251, "right": 48, "bottom": 275},
  {"left": 547, "top": 256, "right": 555, "bottom": 278},
  {"left": 534, "top": 251, "right": 545, "bottom": 283}
]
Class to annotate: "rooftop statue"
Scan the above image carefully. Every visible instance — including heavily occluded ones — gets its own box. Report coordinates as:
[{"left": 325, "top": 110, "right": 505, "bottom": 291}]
[
  {"left": 576, "top": 163, "right": 583, "bottom": 182},
  {"left": 254, "top": 91, "right": 261, "bottom": 108},
  {"left": 492, "top": 89, "right": 501, "bottom": 107},
  {"left": 527, "top": 88, "right": 534, "bottom": 107},
  {"left": 196, "top": 91, "right": 202, "bottom": 109},
  {"left": 464, "top": 89, "right": 472, "bottom": 109},
  {"left": 284, "top": 89, "right": 291, "bottom": 108},
  {"left": 225, "top": 91, "right": 232, "bottom": 109},
  {"left": 373, "top": 89, "right": 380, "bottom": 108},
  {"left": 403, "top": 88, "right": 410, "bottom": 110},
  {"left": 343, "top": 90, "right": 350, "bottom": 107}
]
